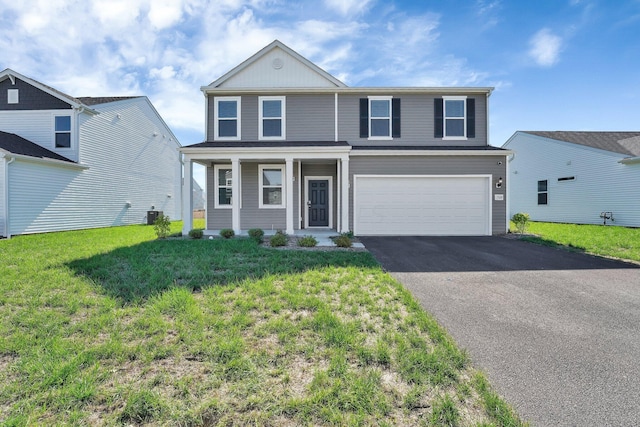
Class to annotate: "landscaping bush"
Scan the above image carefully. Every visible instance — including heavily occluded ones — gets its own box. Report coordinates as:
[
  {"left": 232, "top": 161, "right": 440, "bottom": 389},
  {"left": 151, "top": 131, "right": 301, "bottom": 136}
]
[
  {"left": 511, "top": 212, "right": 530, "bottom": 234},
  {"left": 153, "top": 214, "right": 171, "bottom": 239},
  {"left": 220, "top": 229, "right": 235, "bottom": 239},
  {"left": 188, "top": 229, "right": 203, "bottom": 239},
  {"left": 334, "top": 234, "right": 352, "bottom": 248},
  {"left": 298, "top": 235, "right": 318, "bottom": 247},
  {"left": 270, "top": 230, "right": 288, "bottom": 247},
  {"left": 248, "top": 228, "right": 265, "bottom": 243}
]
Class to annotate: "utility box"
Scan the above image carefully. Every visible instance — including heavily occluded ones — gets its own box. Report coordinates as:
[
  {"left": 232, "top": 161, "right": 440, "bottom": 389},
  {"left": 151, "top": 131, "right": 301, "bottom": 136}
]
[{"left": 147, "top": 210, "right": 163, "bottom": 225}]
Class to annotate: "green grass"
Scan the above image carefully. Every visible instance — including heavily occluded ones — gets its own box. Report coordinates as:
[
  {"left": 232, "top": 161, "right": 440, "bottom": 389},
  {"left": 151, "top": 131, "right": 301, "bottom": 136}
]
[
  {"left": 0, "top": 223, "right": 525, "bottom": 426},
  {"left": 512, "top": 221, "right": 640, "bottom": 262}
]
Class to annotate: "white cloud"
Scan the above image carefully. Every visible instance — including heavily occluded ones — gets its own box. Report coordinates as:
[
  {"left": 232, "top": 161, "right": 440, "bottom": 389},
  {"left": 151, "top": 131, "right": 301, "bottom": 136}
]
[
  {"left": 528, "top": 28, "right": 563, "bottom": 67},
  {"left": 324, "top": 0, "right": 373, "bottom": 16}
]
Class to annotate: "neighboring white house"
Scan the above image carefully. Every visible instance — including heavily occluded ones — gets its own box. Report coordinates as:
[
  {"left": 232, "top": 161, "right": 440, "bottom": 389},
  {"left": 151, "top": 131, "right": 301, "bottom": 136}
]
[
  {"left": 503, "top": 131, "right": 640, "bottom": 227},
  {"left": 0, "top": 69, "right": 182, "bottom": 238}
]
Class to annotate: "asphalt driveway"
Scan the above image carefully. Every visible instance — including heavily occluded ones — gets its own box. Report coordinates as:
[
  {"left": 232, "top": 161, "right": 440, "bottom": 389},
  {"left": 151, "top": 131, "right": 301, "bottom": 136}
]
[{"left": 360, "top": 236, "right": 640, "bottom": 427}]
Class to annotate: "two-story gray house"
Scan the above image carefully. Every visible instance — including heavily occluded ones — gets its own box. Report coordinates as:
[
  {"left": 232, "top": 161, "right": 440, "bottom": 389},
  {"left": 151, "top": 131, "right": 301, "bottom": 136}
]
[{"left": 181, "top": 40, "right": 510, "bottom": 236}]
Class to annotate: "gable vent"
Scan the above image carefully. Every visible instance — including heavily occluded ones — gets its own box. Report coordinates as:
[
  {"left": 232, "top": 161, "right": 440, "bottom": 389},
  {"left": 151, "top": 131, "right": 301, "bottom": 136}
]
[{"left": 7, "top": 89, "right": 19, "bottom": 104}]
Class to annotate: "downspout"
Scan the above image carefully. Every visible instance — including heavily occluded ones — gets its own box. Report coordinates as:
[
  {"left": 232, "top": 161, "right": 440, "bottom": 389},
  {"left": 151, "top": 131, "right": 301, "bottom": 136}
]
[{"left": 4, "top": 156, "right": 15, "bottom": 239}]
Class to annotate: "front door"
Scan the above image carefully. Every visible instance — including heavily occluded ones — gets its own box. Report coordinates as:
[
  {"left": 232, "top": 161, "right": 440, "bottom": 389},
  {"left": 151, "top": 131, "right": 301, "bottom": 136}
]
[{"left": 308, "top": 180, "right": 329, "bottom": 227}]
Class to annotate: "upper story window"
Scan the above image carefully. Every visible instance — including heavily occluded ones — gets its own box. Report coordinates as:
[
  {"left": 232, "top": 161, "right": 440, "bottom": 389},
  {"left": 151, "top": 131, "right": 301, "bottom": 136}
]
[
  {"left": 214, "top": 164, "right": 233, "bottom": 208},
  {"left": 214, "top": 97, "right": 241, "bottom": 140},
  {"left": 7, "top": 89, "right": 18, "bottom": 104},
  {"left": 54, "top": 115, "right": 71, "bottom": 148},
  {"left": 359, "top": 97, "right": 401, "bottom": 139},
  {"left": 537, "top": 180, "right": 548, "bottom": 205},
  {"left": 259, "top": 96, "right": 285, "bottom": 140},
  {"left": 259, "top": 164, "right": 285, "bottom": 208},
  {"left": 434, "top": 96, "right": 475, "bottom": 140}
]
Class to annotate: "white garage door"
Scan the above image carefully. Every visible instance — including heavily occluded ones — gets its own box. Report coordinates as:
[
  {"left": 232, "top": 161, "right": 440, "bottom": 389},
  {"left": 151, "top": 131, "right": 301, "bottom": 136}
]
[{"left": 354, "top": 175, "right": 491, "bottom": 236}]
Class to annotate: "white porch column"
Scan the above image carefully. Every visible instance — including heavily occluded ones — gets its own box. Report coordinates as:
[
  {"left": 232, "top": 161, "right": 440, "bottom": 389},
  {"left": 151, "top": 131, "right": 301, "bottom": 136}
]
[
  {"left": 182, "top": 156, "right": 193, "bottom": 235},
  {"left": 340, "top": 156, "right": 350, "bottom": 233},
  {"left": 285, "top": 157, "right": 294, "bottom": 234},
  {"left": 231, "top": 157, "right": 241, "bottom": 234}
]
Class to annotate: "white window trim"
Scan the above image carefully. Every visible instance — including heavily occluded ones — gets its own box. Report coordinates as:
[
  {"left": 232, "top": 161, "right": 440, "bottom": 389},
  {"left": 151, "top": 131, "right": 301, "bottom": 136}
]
[
  {"left": 537, "top": 179, "right": 548, "bottom": 205},
  {"left": 7, "top": 89, "right": 19, "bottom": 104},
  {"left": 214, "top": 96, "right": 241, "bottom": 141},
  {"left": 52, "top": 113, "right": 73, "bottom": 150},
  {"left": 258, "top": 96, "right": 286, "bottom": 140},
  {"left": 442, "top": 95, "right": 467, "bottom": 141},
  {"left": 259, "top": 164, "right": 285, "bottom": 209},
  {"left": 368, "top": 95, "right": 392, "bottom": 140},
  {"left": 214, "top": 164, "right": 233, "bottom": 209}
]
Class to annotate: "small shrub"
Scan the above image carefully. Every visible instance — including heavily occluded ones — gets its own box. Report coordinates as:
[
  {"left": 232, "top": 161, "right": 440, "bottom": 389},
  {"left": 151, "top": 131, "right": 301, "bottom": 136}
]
[
  {"left": 334, "top": 234, "right": 352, "bottom": 248},
  {"left": 220, "top": 229, "right": 235, "bottom": 239},
  {"left": 511, "top": 212, "right": 530, "bottom": 234},
  {"left": 270, "top": 230, "right": 288, "bottom": 247},
  {"left": 188, "top": 229, "right": 203, "bottom": 239},
  {"left": 298, "top": 235, "right": 318, "bottom": 247},
  {"left": 153, "top": 214, "right": 171, "bottom": 239},
  {"left": 248, "top": 228, "right": 265, "bottom": 243}
]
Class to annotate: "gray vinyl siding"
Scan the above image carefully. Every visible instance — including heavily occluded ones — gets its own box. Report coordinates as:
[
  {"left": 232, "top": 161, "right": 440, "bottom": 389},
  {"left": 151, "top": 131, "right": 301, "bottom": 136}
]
[
  {"left": 207, "top": 95, "right": 334, "bottom": 142},
  {"left": 207, "top": 161, "right": 298, "bottom": 231},
  {"left": 286, "top": 95, "right": 334, "bottom": 141},
  {"left": 338, "top": 93, "right": 487, "bottom": 147},
  {"left": 301, "top": 162, "right": 338, "bottom": 228},
  {"left": 0, "top": 78, "right": 73, "bottom": 111},
  {"left": 349, "top": 156, "right": 508, "bottom": 234}
]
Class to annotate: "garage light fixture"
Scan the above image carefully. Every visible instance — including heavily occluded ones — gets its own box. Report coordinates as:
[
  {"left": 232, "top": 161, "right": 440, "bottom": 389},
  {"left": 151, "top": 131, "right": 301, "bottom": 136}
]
[{"left": 495, "top": 177, "right": 503, "bottom": 189}]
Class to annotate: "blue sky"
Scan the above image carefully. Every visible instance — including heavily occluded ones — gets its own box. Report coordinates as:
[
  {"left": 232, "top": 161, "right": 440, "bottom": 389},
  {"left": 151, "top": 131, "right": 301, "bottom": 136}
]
[{"left": 2, "top": 0, "right": 639, "bottom": 150}]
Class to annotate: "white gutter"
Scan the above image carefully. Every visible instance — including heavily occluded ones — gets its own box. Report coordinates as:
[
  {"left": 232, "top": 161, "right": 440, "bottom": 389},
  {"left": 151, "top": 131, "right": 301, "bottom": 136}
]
[
  {"left": 3, "top": 155, "right": 15, "bottom": 238},
  {"left": 201, "top": 86, "right": 495, "bottom": 96},
  {"left": 4, "top": 153, "right": 89, "bottom": 169}
]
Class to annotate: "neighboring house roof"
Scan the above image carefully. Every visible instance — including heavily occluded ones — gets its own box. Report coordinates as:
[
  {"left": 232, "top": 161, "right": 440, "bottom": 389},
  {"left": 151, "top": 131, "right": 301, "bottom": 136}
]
[
  {"left": 0, "top": 131, "right": 75, "bottom": 163},
  {"left": 207, "top": 39, "right": 347, "bottom": 89},
  {"left": 523, "top": 131, "right": 640, "bottom": 157},
  {"left": 76, "top": 96, "right": 142, "bottom": 106},
  {"left": 351, "top": 145, "right": 508, "bottom": 151},
  {"left": 0, "top": 68, "right": 86, "bottom": 108}
]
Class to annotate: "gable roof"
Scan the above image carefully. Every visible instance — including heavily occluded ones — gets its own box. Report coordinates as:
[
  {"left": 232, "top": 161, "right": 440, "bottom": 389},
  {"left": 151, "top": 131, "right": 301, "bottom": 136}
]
[
  {"left": 76, "top": 96, "right": 142, "bottom": 106},
  {"left": 0, "top": 68, "right": 86, "bottom": 108},
  {"left": 205, "top": 39, "right": 346, "bottom": 89},
  {"left": 523, "top": 131, "right": 640, "bottom": 157},
  {"left": 0, "top": 131, "right": 75, "bottom": 163}
]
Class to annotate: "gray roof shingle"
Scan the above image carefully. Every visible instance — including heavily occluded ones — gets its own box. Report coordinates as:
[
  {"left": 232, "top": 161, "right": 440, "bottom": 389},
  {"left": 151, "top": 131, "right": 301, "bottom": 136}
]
[
  {"left": 525, "top": 131, "right": 640, "bottom": 157},
  {"left": 0, "top": 131, "right": 75, "bottom": 163},
  {"left": 76, "top": 96, "right": 142, "bottom": 106}
]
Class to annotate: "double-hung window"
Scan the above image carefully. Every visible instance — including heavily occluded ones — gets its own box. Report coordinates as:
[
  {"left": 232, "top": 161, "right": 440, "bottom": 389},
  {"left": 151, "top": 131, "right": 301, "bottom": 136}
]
[
  {"left": 259, "top": 165, "right": 285, "bottom": 208},
  {"left": 434, "top": 96, "right": 475, "bottom": 140},
  {"left": 369, "top": 96, "right": 392, "bottom": 139},
  {"left": 259, "top": 96, "right": 285, "bottom": 140},
  {"left": 214, "top": 165, "right": 233, "bottom": 208},
  {"left": 54, "top": 115, "right": 71, "bottom": 148},
  {"left": 443, "top": 96, "right": 466, "bottom": 139},
  {"left": 537, "top": 180, "right": 548, "bottom": 205},
  {"left": 214, "top": 97, "right": 240, "bottom": 140}
]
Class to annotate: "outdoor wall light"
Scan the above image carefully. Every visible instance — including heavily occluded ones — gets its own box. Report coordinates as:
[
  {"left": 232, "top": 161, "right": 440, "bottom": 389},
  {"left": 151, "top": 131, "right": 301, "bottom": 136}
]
[
  {"left": 125, "top": 201, "right": 132, "bottom": 208},
  {"left": 495, "top": 177, "right": 503, "bottom": 188}
]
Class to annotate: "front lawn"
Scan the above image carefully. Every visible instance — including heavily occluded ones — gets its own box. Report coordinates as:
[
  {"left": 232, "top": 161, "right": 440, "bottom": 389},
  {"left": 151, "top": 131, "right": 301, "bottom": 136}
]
[
  {"left": 0, "top": 223, "right": 523, "bottom": 426},
  {"left": 514, "top": 221, "right": 640, "bottom": 262}
]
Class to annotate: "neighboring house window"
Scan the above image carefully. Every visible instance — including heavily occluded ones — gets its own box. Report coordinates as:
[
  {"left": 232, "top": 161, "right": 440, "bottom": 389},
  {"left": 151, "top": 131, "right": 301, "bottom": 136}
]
[
  {"left": 537, "top": 180, "right": 548, "bottom": 205},
  {"left": 259, "top": 164, "right": 285, "bottom": 208},
  {"left": 214, "top": 165, "right": 232, "bottom": 208},
  {"left": 54, "top": 116, "right": 71, "bottom": 148},
  {"left": 359, "top": 97, "right": 401, "bottom": 139},
  {"left": 434, "top": 97, "right": 475, "bottom": 139},
  {"left": 259, "top": 96, "right": 285, "bottom": 140},
  {"left": 7, "top": 89, "right": 18, "bottom": 104},
  {"left": 214, "top": 96, "right": 241, "bottom": 140}
]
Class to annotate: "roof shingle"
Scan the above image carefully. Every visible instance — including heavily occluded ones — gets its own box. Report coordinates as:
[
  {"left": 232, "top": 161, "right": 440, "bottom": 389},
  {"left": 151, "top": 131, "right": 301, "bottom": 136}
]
[
  {"left": 524, "top": 131, "right": 640, "bottom": 157},
  {"left": 0, "top": 131, "right": 75, "bottom": 163}
]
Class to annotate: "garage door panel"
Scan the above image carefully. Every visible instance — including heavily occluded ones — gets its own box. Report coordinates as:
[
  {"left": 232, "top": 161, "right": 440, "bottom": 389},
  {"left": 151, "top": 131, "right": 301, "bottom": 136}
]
[{"left": 355, "top": 176, "right": 490, "bottom": 236}]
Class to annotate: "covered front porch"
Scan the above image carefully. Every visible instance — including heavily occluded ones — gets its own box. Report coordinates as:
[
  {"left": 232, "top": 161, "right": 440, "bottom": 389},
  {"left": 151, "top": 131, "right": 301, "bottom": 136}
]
[{"left": 180, "top": 142, "right": 352, "bottom": 236}]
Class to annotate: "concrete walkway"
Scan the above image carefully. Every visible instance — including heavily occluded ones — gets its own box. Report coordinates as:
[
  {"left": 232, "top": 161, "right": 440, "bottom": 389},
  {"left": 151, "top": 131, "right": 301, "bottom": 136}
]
[{"left": 361, "top": 236, "right": 640, "bottom": 427}]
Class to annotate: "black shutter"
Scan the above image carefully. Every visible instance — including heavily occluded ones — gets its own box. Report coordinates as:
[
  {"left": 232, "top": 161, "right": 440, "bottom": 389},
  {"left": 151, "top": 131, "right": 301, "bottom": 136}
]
[
  {"left": 359, "top": 98, "right": 368, "bottom": 138},
  {"left": 466, "top": 98, "right": 475, "bottom": 138},
  {"left": 392, "top": 98, "right": 401, "bottom": 138},
  {"left": 434, "top": 98, "right": 443, "bottom": 138}
]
